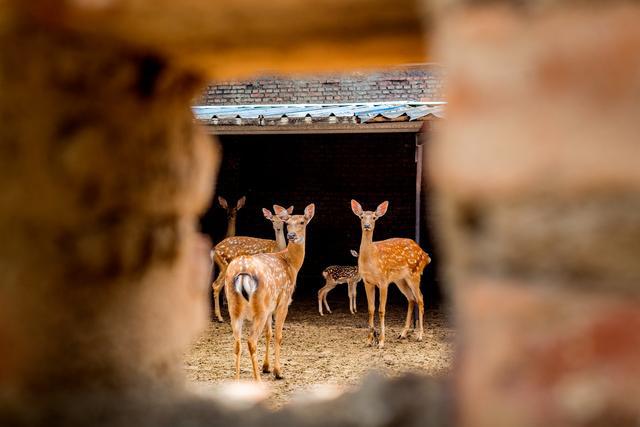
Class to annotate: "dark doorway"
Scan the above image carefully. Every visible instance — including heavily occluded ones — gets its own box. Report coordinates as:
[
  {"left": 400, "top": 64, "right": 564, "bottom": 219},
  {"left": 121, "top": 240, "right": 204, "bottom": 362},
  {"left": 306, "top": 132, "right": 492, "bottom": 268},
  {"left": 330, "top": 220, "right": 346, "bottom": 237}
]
[{"left": 201, "top": 132, "right": 442, "bottom": 308}]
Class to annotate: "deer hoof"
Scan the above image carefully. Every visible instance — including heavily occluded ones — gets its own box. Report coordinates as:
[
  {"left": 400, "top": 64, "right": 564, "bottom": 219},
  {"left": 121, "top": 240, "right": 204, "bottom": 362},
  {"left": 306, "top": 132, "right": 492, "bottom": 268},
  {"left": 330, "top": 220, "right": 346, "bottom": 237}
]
[
  {"left": 274, "top": 371, "right": 284, "bottom": 380},
  {"left": 262, "top": 365, "right": 271, "bottom": 374},
  {"left": 377, "top": 341, "right": 385, "bottom": 349},
  {"left": 216, "top": 317, "right": 224, "bottom": 323},
  {"left": 398, "top": 333, "right": 408, "bottom": 340}
]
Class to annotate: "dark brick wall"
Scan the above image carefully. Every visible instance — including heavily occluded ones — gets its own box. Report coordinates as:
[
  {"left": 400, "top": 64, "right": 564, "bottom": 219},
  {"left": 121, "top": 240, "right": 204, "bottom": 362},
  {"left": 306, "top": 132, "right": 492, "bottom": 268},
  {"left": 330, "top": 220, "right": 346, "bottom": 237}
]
[
  {"left": 201, "top": 132, "right": 442, "bottom": 306},
  {"left": 197, "top": 64, "right": 445, "bottom": 105}
]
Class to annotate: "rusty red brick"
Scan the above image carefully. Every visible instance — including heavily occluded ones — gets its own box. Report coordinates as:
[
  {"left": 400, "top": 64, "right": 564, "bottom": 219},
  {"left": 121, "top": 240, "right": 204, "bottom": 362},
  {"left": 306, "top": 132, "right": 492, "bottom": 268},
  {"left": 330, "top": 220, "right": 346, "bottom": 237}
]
[{"left": 456, "top": 279, "right": 640, "bottom": 427}]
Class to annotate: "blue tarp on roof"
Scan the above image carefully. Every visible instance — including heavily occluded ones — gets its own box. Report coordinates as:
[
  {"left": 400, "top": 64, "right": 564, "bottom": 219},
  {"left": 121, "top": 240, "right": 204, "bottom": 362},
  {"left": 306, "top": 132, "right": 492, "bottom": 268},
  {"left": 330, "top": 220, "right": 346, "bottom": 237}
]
[{"left": 192, "top": 102, "right": 445, "bottom": 124}]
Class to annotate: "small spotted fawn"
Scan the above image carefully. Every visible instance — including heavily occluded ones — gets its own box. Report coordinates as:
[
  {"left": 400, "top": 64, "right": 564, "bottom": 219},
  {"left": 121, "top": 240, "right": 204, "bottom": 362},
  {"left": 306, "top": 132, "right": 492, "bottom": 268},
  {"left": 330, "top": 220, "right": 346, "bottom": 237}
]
[{"left": 318, "top": 250, "right": 362, "bottom": 316}]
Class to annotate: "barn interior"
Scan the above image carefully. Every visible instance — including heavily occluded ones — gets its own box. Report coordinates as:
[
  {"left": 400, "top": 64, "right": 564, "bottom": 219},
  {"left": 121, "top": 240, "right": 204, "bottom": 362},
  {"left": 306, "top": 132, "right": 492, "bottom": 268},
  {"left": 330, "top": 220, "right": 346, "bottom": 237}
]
[
  {"left": 188, "top": 102, "right": 452, "bottom": 407},
  {"left": 200, "top": 116, "right": 443, "bottom": 309}
]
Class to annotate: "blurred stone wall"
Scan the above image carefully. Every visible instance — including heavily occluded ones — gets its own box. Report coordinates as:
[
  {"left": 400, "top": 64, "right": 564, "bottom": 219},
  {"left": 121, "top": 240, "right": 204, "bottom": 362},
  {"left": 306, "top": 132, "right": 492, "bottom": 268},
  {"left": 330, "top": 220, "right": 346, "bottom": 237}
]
[
  {"left": 431, "top": 3, "right": 640, "bottom": 426},
  {"left": 1, "top": 1, "right": 639, "bottom": 427}
]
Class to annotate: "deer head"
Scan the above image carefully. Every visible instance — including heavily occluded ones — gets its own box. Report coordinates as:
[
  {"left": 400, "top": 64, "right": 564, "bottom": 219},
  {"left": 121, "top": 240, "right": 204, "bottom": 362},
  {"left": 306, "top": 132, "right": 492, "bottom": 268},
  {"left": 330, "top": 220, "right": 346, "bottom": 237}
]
[
  {"left": 218, "top": 195, "right": 246, "bottom": 220},
  {"left": 262, "top": 205, "right": 294, "bottom": 234},
  {"left": 350, "top": 200, "right": 388, "bottom": 233},
  {"left": 275, "top": 204, "right": 315, "bottom": 244}
]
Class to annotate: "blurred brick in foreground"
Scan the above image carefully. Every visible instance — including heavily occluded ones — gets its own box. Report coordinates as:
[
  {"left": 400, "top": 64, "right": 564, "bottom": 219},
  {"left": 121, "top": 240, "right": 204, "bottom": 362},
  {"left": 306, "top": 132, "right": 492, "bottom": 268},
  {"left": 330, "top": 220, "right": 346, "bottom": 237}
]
[
  {"left": 432, "top": 4, "right": 640, "bottom": 426},
  {"left": 457, "top": 280, "right": 640, "bottom": 427}
]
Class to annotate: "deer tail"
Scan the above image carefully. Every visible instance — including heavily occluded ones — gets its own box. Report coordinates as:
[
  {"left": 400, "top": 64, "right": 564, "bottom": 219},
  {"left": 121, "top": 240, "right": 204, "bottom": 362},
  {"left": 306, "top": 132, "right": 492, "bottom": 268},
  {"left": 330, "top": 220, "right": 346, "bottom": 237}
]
[
  {"left": 418, "top": 250, "right": 431, "bottom": 274},
  {"left": 233, "top": 273, "right": 258, "bottom": 301},
  {"left": 423, "top": 249, "right": 432, "bottom": 266}
]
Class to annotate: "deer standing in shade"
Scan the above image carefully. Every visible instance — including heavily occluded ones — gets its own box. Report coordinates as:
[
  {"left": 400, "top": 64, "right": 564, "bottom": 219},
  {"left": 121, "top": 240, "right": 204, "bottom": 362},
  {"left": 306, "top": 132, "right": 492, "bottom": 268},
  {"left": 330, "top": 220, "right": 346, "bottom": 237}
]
[
  {"left": 318, "top": 250, "right": 361, "bottom": 316},
  {"left": 351, "top": 200, "right": 431, "bottom": 349},
  {"left": 208, "top": 196, "right": 245, "bottom": 311},
  {"left": 218, "top": 196, "right": 246, "bottom": 238},
  {"left": 225, "top": 204, "right": 315, "bottom": 381},
  {"left": 210, "top": 205, "right": 292, "bottom": 322}
]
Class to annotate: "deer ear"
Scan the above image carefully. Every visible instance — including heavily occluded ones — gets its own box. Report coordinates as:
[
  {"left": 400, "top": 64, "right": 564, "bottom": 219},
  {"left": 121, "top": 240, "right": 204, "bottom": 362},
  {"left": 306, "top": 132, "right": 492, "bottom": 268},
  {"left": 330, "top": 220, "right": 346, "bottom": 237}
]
[
  {"left": 274, "top": 205, "right": 290, "bottom": 221},
  {"left": 350, "top": 250, "right": 359, "bottom": 258},
  {"left": 287, "top": 206, "right": 294, "bottom": 215},
  {"left": 236, "top": 196, "right": 246, "bottom": 209},
  {"left": 351, "top": 200, "right": 363, "bottom": 217},
  {"left": 262, "top": 208, "right": 273, "bottom": 220},
  {"left": 375, "top": 201, "right": 389, "bottom": 217},
  {"left": 218, "top": 196, "right": 228, "bottom": 209},
  {"left": 304, "top": 203, "right": 315, "bottom": 221}
]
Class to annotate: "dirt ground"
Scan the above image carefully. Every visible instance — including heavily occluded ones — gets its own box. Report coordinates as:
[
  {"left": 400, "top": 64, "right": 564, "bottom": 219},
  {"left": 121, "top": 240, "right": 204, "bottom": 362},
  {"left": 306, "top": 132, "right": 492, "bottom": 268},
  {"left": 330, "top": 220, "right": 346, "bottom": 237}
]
[{"left": 184, "top": 294, "right": 454, "bottom": 408}]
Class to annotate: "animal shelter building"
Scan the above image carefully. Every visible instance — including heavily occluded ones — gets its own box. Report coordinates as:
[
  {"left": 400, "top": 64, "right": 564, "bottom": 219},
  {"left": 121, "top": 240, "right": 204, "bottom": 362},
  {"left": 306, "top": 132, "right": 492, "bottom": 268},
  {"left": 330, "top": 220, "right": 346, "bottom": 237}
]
[{"left": 194, "top": 65, "right": 445, "bottom": 305}]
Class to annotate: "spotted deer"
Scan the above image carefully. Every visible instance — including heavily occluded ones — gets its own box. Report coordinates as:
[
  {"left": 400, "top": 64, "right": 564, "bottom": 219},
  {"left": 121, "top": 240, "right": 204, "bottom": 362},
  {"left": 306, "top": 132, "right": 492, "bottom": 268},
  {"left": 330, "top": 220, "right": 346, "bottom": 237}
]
[
  {"left": 225, "top": 204, "right": 315, "bottom": 381},
  {"left": 351, "top": 200, "right": 431, "bottom": 349},
  {"left": 218, "top": 195, "right": 246, "bottom": 238},
  {"left": 210, "top": 205, "right": 293, "bottom": 322},
  {"left": 318, "top": 250, "right": 361, "bottom": 316}
]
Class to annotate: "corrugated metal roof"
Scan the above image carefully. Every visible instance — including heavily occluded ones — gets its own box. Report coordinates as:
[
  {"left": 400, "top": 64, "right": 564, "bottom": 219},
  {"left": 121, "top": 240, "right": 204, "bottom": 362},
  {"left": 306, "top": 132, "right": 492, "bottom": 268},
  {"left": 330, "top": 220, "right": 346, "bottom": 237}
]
[{"left": 192, "top": 101, "right": 445, "bottom": 125}]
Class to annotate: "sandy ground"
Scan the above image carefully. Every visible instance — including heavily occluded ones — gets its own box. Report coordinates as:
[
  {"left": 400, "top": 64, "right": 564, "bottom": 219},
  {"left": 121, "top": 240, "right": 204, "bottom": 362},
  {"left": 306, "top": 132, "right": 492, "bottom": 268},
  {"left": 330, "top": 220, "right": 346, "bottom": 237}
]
[{"left": 184, "top": 295, "right": 454, "bottom": 408}]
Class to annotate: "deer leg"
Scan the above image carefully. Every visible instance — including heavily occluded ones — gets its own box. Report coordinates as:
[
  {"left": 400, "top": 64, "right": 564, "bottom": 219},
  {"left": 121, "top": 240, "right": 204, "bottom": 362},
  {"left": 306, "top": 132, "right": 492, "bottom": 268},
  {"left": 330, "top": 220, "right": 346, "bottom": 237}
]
[
  {"left": 273, "top": 303, "right": 290, "bottom": 380},
  {"left": 323, "top": 291, "right": 332, "bottom": 314},
  {"left": 347, "top": 281, "right": 356, "bottom": 314},
  {"left": 317, "top": 279, "right": 334, "bottom": 315},
  {"left": 212, "top": 265, "right": 226, "bottom": 322},
  {"left": 347, "top": 282, "right": 353, "bottom": 314},
  {"left": 364, "top": 281, "right": 376, "bottom": 347},
  {"left": 230, "top": 318, "right": 243, "bottom": 380},
  {"left": 262, "top": 314, "right": 273, "bottom": 373},
  {"left": 317, "top": 288, "right": 324, "bottom": 316},
  {"left": 403, "top": 300, "right": 415, "bottom": 339},
  {"left": 395, "top": 279, "right": 415, "bottom": 339},
  {"left": 378, "top": 284, "right": 388, "bottom": 349},
  {"left": 408, "top": 275, "right": 425, "bottom": 342},
  {"left": 323, "top": 280, "right": 336, "bottom": 314},
  {"left": 352, "top": 280, "right": 358, "bottom": 313},
  {"left": 248, "top": 311, "right": 270, "bottom": 381}
]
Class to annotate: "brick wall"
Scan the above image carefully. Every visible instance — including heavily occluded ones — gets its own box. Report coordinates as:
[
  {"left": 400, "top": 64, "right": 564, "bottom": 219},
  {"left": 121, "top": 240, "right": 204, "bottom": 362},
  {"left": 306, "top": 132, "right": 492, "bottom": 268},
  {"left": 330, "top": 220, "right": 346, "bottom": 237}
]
[{"left": 197, "top": 64, "right": 445, "bottom": 105}]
